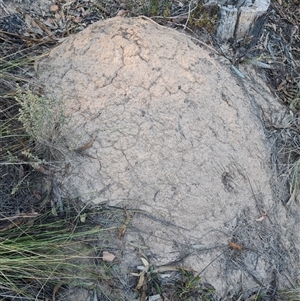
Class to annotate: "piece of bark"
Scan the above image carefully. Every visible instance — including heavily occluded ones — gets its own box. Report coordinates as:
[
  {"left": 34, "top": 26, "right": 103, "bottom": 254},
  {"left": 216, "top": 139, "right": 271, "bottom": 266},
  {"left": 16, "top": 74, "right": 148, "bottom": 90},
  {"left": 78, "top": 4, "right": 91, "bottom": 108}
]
[{"left": 216, "top": 0, "right": 270, "bottom": 41}]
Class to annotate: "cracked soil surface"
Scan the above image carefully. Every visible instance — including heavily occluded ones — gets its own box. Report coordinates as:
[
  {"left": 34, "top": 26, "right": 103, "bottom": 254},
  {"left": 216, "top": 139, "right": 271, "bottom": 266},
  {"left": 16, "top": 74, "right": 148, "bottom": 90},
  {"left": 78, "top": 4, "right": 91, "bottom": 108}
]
[{"left": 37, "top": 17, "right": 297, "bottom": 298}]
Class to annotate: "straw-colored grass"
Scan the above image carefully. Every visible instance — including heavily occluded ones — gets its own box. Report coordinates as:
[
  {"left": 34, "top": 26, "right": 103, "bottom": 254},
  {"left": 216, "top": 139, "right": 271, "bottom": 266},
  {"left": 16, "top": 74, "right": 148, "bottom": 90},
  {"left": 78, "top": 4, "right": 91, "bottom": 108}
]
[
  {"left": 278, "top": 287, "right": 300, "bottom": 301},
  {"left": 0, "top": 49, "right": 117, "bottom": 299},
  {"left": 0, "top": 209, "right": 117, "bottom": 300}
]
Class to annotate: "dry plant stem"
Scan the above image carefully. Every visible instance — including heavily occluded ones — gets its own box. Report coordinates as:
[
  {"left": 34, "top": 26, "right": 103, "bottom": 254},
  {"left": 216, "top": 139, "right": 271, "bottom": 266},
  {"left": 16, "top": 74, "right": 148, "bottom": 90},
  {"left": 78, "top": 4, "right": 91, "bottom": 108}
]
[
  {"left": 194, "top": 250, "right": 226, "bottom": 278},
  {"left": 152, "top": 14, "right": 188, "bottom": 20},
  {"left": 0, "top": 0, "right": 9, "bottom": 14},
  {"left": 0, "top": 161, "right": 68, "bottom": 165},
  {"left": 183, "top": 2, "right": 191, "bottom": 30}
]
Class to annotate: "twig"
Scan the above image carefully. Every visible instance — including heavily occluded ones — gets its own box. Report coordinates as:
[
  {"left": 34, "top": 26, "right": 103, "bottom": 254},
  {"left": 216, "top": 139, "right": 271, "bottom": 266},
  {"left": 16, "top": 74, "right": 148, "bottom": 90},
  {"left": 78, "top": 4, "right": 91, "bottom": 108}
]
[
  {"left": 0, "top": 0, "right": 9, "bottom": 14},
  {"left": 195, "top": 250, "right": 226, "bottom": 277},
  {"left": 183, "top": 2, "right": 198, "bottom": 31},
  {"left": 183, "top": 2, "right": 191, "bottom": 30}
]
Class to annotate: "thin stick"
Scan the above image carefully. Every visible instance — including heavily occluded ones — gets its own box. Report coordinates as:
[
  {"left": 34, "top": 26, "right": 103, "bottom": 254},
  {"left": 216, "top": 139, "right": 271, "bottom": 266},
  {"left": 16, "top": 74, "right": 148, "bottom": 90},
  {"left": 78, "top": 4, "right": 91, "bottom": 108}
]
[
  {"left": 184, "top": 2, "right": 192, "bottom": 30},
  {"left": 195, "top": 250, "right": 226, "bottom": 277},
  {"left": 0, "top": 0, "right": 9, "bottom": 14}
]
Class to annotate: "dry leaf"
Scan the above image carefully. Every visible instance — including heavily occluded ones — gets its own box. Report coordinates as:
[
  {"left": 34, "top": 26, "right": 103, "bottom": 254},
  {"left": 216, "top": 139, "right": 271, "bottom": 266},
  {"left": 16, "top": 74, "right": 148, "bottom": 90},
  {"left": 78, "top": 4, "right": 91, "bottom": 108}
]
[
  {"left": 73, "top": 16, "right": 82, "bottom": 23},
  {"left": 44, "top": 18, "right": 54, "bottom": 26},
  {"left": 256, "top": 211, "right": 267, "bottom": 222},
  {"left": 159, "top": 274, "right": 172, "bottom": 279},
  {"left": 118, "top": 209, "right": 131, "bottom": 239},
  {"left": 135, "top": 271, "right": 145, "bottom": 290},
  {"left": 0, "top": 212, "right": 40, "bottom": 221},
  {"left": 245, "top": 294, "right": 258, "bottom": 301},
  {"left": 50, "top": 5, "right": 59, "bottom": 12},
  {"left": 52, "top": 282, "right": 62, "bottom": 301},
  {"left": 228, "top": 240, "right": 242, "bottom": 251},
  {"left": 55, "top": 13, "right": 61, "bottom": 20},
  {"left": 140, "top": 275, "right": 147, "bottom": 301},
  {"left": 102, "top": 251, "right": 115, "bottom": 262},
  {"left": 140, "top": 257, "right": 149, "bottom": 270},
  {"left": 131, "top": 272, "right": 140, "bottom": 276},
  {"left": 255, "top": 216, "right": 265, "bottom": 222},
  {"left": 152, "top": 265, "right": 194, "bottom": 273},
  {"left": 148, "top": 295, "right": 162, "bottom": 301},
  {"left": 116, "top": 10, "right": 128, "bottom": 17},
  {"left": 136, "top": 271, "right": 148, "bottom": 301},
  {"left": 118, "top": 224, "right": 126, "bottom": 239}
]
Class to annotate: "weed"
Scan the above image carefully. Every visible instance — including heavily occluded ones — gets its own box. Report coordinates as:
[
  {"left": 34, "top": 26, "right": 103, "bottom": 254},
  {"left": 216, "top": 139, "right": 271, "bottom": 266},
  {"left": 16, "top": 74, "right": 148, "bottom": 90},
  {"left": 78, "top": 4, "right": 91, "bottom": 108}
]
[
  {"left": 188, "top": 2, "right": 219, "bottom": 33},
  {"left": 124, "top": 0, "right": 171, "bottom": 17},
  {"left": 148, "top": 0, "right": 171, "bottom": 17},
  {"left": 149, "top": 0, "right": 159, "bottom": 16},
  {"left": 16, "top": 87, "right": 65, "bottom": 146},
  {"left": 173, "top": 270, "right": 216, "bottom": 301}
]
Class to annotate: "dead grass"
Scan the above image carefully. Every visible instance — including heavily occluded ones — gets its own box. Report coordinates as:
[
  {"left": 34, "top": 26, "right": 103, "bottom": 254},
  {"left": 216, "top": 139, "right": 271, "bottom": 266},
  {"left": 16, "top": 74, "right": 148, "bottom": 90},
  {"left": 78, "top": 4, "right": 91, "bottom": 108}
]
[
  {"left": 279, "top": 286, "right": 300, "bottom": 301},
  {"left": 0, "top": 16, "right": 126, "bottom": 301}
]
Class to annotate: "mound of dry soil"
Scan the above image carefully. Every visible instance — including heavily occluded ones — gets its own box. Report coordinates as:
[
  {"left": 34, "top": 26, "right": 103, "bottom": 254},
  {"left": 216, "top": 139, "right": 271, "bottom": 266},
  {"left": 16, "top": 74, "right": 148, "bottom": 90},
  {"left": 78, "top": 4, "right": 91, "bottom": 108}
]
[{"left": 37, "top": 17, "right": 298, "bottom": 299}]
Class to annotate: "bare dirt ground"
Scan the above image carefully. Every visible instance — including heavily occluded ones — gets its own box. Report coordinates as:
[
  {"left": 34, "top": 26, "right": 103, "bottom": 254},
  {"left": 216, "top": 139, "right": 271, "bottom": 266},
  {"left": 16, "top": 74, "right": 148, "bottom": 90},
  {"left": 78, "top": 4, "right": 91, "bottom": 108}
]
[{"left": 1, "top": 1, "right": 300, "bottom": 301}]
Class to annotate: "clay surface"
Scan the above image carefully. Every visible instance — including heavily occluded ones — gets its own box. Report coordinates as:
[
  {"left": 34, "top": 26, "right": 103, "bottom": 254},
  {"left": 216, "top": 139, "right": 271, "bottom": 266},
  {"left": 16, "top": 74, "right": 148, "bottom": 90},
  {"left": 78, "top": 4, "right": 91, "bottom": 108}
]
[{"left": 38, "top": 17, "right": 295, "bottom": 298}]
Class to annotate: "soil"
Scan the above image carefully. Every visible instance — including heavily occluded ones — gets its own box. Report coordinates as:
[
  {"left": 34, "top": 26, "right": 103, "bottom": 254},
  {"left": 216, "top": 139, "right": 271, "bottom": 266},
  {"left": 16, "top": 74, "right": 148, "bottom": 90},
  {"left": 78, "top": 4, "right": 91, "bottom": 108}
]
[
  {"left": 37, "top": 15, "right": 298, "bottom": 300},
  {"left": 1, "top": 0, "right": 300, "bottom": 300}
]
